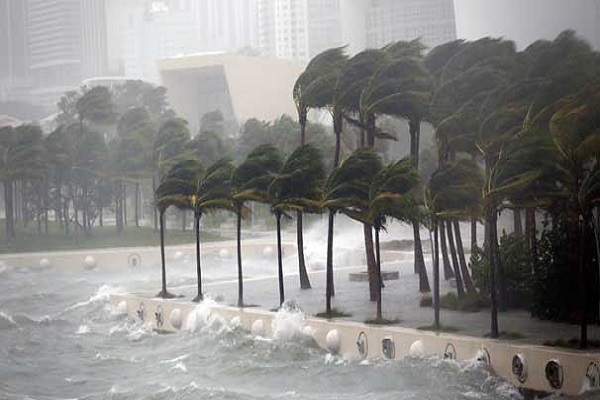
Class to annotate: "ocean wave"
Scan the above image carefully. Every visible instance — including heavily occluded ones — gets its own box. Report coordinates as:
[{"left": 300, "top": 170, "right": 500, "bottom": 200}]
[{"left": 64, "top": 284, "right": 127, "bottom": 313}]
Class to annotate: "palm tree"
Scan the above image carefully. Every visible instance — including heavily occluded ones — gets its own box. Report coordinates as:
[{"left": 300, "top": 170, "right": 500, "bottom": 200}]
[
  {"left": 293, "top": 47, "right": 348, "bottom": 289},
  {"left": 192, "top": 158, "right": 235, "bottom": 302},
  {"left": 547, "top": 84, "right": 600, "bottom": 348},
  {"left": 357, "top": 39, "right": 433, "bottom": 293},
  {"left": 323, "top": 148, "right": 382, "bottom": 316},
  {"left": 231, "top": 145, "right": 283, "bottom": 307},
  {"left": 368, "top": 157, "right": 421, "bottom": 321},
  {"left": 426, "top": 159, "right": 483, "bottom": 320},
  {"left": 269, "top": 145, "right": 326, "bottom": 305},
  {"left": 155, "top": 159, "right": 200, "bottom": 298}
]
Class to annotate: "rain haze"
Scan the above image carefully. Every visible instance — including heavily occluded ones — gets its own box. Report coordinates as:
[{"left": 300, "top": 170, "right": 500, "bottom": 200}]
[{"left": 1, "top": 1, "right": 600, "bottom": 400}]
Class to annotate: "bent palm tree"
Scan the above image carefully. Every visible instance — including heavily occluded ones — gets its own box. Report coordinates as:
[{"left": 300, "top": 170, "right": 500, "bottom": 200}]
[
  {"left": 368, "top": 158, "right": 421, "bottom": 321},
  {"left": 323, "top": 148, "right": 382, "bottom": 316},
  {"left": 293, "top": 47, "right": 349, "bottom": 289},
  {"left": 232, "top": 145, "right": 283, "bottom": 307},
  {"left": 155, "top": 159, "right": 200, "bottom": 298},
  {"left": 269, "top": 145, "right": 326, "bottom": 305},
  {"left": 193, "top": 158, "right": 235, "bottom": 302}
]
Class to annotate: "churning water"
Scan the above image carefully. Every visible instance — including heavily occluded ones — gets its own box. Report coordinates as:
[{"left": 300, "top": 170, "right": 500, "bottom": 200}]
[{"left": 0, "top": 256, "right": 532, "bottom": 400}]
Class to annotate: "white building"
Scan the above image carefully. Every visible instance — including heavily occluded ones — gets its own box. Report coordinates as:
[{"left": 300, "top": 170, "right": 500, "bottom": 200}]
[
  {"left": 25, "top": 0, "right": 108, "bottom": 111},
  {"left": 258, "top": 0, "right": 309, "bottom": 61},
  {"left": 365, "top": 0, "right": 457, "bottom": 50}
]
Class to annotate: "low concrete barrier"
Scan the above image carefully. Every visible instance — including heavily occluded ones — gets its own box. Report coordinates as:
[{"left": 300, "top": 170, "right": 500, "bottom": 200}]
[{"left": 110, "top": 293, "right": 600, "bottom": 397}]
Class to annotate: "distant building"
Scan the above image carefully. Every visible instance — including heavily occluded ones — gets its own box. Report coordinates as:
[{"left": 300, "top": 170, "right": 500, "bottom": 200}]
[
  {"left": 365, "top": 0, "right": 457, "bottom": 49},
  {"left": 258, "top": 0, "right": 310, "bottom": 61},
  {"left": 0, "top": 0, "right": 30, "bottom": 102},
  {"left": 25, "top": 0, "right": 108, "bottom": 111},
  {"left": 158, "top": 53, "right": 303, "bottom": 134}
]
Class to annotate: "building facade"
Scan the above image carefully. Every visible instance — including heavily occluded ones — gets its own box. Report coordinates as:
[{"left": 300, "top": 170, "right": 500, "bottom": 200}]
[
  {"left": 365, "top": 0, "right": 457, "bottom": 49},
  {"left": 0, "top": 0, "right": 29, "bottom": 102}
]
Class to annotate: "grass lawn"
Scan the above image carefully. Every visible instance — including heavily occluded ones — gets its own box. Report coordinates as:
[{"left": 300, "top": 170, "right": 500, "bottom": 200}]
[{"left": 0, "top": 220, "right": 227, "bottom": 254}]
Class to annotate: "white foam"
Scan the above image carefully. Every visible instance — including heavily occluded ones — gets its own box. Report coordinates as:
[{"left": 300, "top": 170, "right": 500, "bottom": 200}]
[
  {"left": 0, "top": 310, "right": 16, "bottom": 326},
  {"left": 65, "top": 284, "right": 127, "bottom": 312},
  {"left": 76, "top": 324, "right": 90, "bottom": 334},
  {"left": 272, "top": 302, "right": 307, "bottom": 341},
  {"left": 170, "top": 361, "right": 188, "bottom": 373},
  {"left": 160, "top": 354, "right": 190, "bottom": 364}
]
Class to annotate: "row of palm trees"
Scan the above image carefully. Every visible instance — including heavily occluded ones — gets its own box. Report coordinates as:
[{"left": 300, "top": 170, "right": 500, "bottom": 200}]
[
  {"left": 156, "top": 142, "right": 421, "bottom": 321},
  {"left": 289, "top": 30, "right": 599, "bottom": 344},
  {"left": 154, "top": 30, "right": 599, "bottom": 344}
]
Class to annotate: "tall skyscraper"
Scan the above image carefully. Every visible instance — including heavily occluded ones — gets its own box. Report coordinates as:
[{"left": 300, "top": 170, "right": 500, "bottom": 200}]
[
  {"left": 258, "top": 0, "right": 309, "bottom": 60},
  {"left": 196, "top": 0, "right": 259, "bottom": 53},
  {"left": 365, "top": 0, "right": 457, "bottom": 49},
  {"left": 26, "top": 0, "right": 108, "bottom": 110},
  {"left": 0, "top": 0, "right": 29, "bottom": 102}
]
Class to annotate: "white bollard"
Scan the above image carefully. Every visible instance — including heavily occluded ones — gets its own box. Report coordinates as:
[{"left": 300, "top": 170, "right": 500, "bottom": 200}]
[
  {"left": 169, "top": 308, "right": 183, "bottom": 329},
  {"left": 409, "top": 340, "right": 424, "bottom": 358},
  {"left": 325, "top": 329, "right": 341, "bottom": 354},
  {"left": 116, "top": 300, "right": 128, "bottom": 315},
  {"left": 251, "top": 319, "right": 265, "bottom": 337},
  {"left": 83, "top": 255, "right": 96, "bottom": 270}
]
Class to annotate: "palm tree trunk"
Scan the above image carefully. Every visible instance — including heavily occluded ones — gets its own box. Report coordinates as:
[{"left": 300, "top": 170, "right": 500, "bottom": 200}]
[
  {"left": 194, "top": 211, "right": 203, "bottom": 302},
  {"left": 375, "top": 226, "right": 382, "bottom": 321},
  {"left": 153, "top": 175, "right": 158, "bottom": 233},
  {"left": 159, "top": 210, "right": 168, "bottom": 297},
  {"left": 326, "top": 209, "right": 335, "bottom": 316},
  {"left": 122, "top": 183, "right": 127, "bottom": 227},
  {"left": 446, "top": 220, "right": 465, "bottom": 297},
  {"left": 414, "top": 222, "right": 430, "bottom": 292},
  {"left": 579, "top": 211, "right": 588, "bottom": 349},
  {"left": 525, "top": 207, "right": 537, "bottom": 269},
  {"left": 236, "top": 209, "right": 244, "bottom": 307},
  {"left": 296, "top": 211, "right": 311, "bottom": 289},
  {"left": 454, "top": 220, "right": 475, "bottom": 293},
  {"left": 135, "top": 182, "right": 140, "bottom": 228},
  {"left": 276, "top": 212, "right": 285, "bottom": 306},
  {"left": 513, "top": 208, "right": 523, "bottom": 236},
  {"left": 471, "top": 218, "right": 477, "bottom": 252},
  {"left": 439, "top": 220, "right": 454, "bottom": 280},
  {"left": 333, "top": 113, "right": 342, "bottom": 168},
  {"left": 433, "top": 218, "right": 440, "bottom": 330},
  {"left": 365, "top": 223, "right": 379, "bottom": 301},
  {"left": 487, "top": 206, "right": 499, "bottom": 338},
  {"left": 3, "top": 179, "right": 14, "bottom": 244}
]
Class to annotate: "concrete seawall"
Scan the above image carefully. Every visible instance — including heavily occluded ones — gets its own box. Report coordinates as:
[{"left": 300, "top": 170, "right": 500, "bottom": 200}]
[{"left": 110, "top": 293, "right": 600, "bottom": 398}]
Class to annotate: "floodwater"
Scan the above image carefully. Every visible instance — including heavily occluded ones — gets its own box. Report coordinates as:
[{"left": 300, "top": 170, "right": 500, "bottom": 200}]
[{"left": 0, "top": 219, "right": 593, "bottom": 400}]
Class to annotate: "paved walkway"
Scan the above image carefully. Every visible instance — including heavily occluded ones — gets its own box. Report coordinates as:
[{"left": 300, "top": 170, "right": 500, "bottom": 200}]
[{"left": 164, "top": 237, "right": 600, "bottom": 349}]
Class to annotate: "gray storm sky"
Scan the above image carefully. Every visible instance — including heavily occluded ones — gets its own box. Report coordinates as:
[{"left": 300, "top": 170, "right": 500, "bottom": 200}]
[{"left": 453, "top": 0, "right": 600, "bottom": 49}]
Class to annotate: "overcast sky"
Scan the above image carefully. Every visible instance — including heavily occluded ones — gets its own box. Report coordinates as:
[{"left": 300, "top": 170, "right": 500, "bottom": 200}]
[{"left": 453, "top": 0, "right": 600, "bottom": 49}]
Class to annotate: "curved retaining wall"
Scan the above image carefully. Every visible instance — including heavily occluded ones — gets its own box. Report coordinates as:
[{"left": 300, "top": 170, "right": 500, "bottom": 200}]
[
  {"left": 0, "top": 241, "right": 292, "bottom": 271},
  {"left": 110, "top": 294, "right": 600, "bottom": 398}
]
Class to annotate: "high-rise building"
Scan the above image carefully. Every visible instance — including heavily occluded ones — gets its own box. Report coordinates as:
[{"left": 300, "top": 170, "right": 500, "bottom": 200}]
[
  {"left": 196, "top": 0, "right": 259, "bottom": 53},
  {"left": 258, "top": 0, "right": 309, "bottom": 60},
  {"left": 0, "top": 0, "right": 29, "bottom": 102},
  {"left": 306, "top": 0, "right": 368, "bottom": 58},
  {"left": 26, "top": 0, "right": 108, "bottom": 110},
  {"left": 366, "top": 0, "right": 456, "bottom": 49}
]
